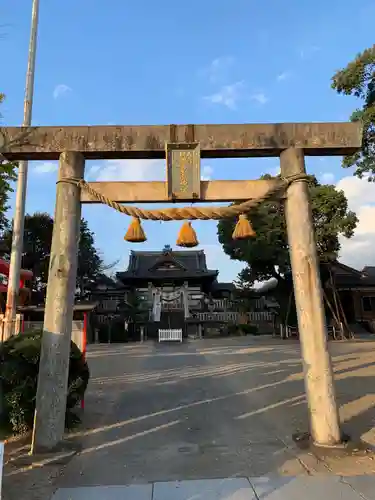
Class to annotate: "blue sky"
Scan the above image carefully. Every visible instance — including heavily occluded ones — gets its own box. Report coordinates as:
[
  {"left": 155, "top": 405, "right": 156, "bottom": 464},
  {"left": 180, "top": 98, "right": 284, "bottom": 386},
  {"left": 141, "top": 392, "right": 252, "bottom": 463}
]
[{"left": 1, "top": 0, "right": 375, "bottom": 281}]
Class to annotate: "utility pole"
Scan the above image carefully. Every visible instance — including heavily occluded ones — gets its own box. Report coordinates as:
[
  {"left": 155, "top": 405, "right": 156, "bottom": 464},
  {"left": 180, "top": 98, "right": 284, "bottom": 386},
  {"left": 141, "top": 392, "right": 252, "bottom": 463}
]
[{"left": 3, "top": 0, "right": 40, "bottom": 340}]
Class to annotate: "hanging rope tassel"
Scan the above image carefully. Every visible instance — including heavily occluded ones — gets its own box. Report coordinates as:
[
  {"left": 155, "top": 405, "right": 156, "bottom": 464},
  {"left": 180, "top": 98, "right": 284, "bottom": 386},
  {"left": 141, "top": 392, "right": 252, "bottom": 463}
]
[
  {"left": 176, "top": 221, "right": 199, "bottom": 248},
  {"left": 232, "top": 214, "right": 256, "bottom": 240},
  {"left": 124, "top": 217, "right": 147, "bottom": 242}
]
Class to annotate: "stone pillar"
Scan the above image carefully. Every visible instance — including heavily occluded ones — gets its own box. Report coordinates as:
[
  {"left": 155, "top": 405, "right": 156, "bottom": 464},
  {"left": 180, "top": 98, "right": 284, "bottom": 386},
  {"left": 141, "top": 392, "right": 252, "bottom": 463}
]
[
  {"left": 31, "top": 152, "right": 84, "bottom": 454},
  {"left": 198, "top": 323, "right": 202, "bottom": 339},
  {"left": 147, "top": 282, "right": 153, "bottom": 302},
  {"left": 280, "top": 147, "right": 341, "bottom": 446}
]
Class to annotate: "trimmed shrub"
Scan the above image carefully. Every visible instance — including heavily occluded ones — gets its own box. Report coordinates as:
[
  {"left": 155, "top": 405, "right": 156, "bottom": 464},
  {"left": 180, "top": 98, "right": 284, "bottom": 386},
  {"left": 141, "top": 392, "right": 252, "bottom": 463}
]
[
  {"left": 225, "top": 324, "right": 235, "bottom": 335},
  {"left": 0, "top": 329, "right": 89, "bottom": 434},
  {"left": 239, "top": 324, "right": 259, "bottom": 335},
  {"left": 225, "top": 323, "right": 260, "bottom": 336}
]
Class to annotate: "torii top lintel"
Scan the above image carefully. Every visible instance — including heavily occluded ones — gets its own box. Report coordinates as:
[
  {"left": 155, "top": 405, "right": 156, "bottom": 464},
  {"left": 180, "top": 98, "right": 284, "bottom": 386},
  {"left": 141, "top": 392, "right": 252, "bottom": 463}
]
[{"left": 0, "top": 122, "right": 362, "bottom": 161}]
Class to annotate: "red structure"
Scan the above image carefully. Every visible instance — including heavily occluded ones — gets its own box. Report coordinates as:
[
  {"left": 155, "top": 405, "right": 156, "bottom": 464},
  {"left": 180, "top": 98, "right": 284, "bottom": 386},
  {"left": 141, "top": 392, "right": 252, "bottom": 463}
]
[{"left": 0, "top": 258, "right": 33, "bottom": 309}]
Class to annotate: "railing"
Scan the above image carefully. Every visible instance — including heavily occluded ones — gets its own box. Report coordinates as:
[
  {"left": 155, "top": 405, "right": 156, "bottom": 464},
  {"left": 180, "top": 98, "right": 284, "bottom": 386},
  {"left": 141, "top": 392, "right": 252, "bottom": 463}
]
[
  {"left": 144, "top": 298, "right": 235, "bottom": 311},
  {"left": 197, "top": 312, "right": 238, "bottom": 322},
  {"left": 211, "top": 299, "right": 236, "bottom": 310},
  {"left": 196, "top": 311, "right": 274, "bottom": 322},
  {"left": 161, "top": 299, "right": 184, "bottom": 310},
  {"left": 280, "top": 324, "right": 338, "bottom": 339},
  {"left": 0, "top": 313, "right": 23, "bottom": 341},
  {"left": 158, "top": 328, "right": 183, "bottom": 342},
  {"left": 97, "top": 298, "right": 121, "bottom": 311}
]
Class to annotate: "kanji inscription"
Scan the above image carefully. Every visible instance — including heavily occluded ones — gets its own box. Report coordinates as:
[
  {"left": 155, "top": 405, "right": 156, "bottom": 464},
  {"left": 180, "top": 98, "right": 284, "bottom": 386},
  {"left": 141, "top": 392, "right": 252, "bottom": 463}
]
[{"left": 166, "top": 142, "right": 201, "bottom": 200}]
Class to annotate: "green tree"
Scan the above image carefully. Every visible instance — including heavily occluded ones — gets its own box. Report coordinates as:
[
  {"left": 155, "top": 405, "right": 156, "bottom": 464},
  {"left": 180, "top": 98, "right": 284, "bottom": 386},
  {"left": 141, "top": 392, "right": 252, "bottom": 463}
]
[
  {"left": 118, "top": 290, "right": 147, "bottom": 324},
  {"left": 21, "top": 212, "right": 53, "bottom": 290},
  {"left": 217, "top": 175, "right": 358, "bottom": 321},
  {"left": 2, "top": 213, "right": 106, "bottom": 297},
  {"left": 332, "top": 45, "right": 375, "bottom": 179},
  {"left": 76, "top": 218, "right": 103, "bottom": 296},
  {"left": 0, "top": 93, "right": 17, "bottom": 234}
]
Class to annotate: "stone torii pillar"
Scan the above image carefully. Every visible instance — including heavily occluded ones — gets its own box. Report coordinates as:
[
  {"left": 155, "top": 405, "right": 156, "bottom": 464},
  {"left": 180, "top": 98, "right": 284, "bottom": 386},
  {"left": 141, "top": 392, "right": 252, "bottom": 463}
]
[
  {"left": 31, "top": 151, "right": 84, "bottom": 453},
  {"left": 281, "top": 147, "right": 341, "bottom": 447}
]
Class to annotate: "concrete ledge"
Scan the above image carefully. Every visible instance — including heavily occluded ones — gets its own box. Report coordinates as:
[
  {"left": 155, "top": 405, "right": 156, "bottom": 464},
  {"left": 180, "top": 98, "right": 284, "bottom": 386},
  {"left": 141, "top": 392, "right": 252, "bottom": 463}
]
[
  {"left": 51, "top": 476, "right": 375, "bottom": 500},
  {"left": 292, "top": 431, "right": 374, "bottom": 458},
  {"left": 7, "top": 441, "right": 81, "bottom": 467}
]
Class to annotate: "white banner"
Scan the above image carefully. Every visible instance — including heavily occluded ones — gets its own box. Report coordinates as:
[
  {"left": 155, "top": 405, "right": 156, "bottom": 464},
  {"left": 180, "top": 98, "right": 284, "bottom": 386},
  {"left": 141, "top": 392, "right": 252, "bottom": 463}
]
[
  {"left": 151, "top": 286, "right": 190, "bottom": 319},
  {"left": 161, "top": 290, "right": 181, "bottom": 302},
  {"left": 182, "top": 288, "right": 190, "bottom": 319},
  {"left": 152, "top": 290, "right": 162, "bottom": 321}
]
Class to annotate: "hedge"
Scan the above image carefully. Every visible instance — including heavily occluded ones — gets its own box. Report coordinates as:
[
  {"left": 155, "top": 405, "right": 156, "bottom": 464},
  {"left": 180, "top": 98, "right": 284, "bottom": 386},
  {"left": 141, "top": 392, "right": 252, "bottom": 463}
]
[
  {"left": 226, "top": 323, "right": 260, "bottom": 335},
  {"left": 0, "top": 329, "right": 90, "bottom": 434}
]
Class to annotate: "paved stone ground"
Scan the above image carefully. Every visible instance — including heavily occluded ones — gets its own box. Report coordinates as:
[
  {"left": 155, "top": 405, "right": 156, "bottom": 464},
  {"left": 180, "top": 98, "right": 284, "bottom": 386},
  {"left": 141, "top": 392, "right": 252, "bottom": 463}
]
[
  {"left": 50, "top": 476, "right": 375, "bottom": 499},
  {"left": 3, "top": 337, "right": 375, "bottom": 499}
]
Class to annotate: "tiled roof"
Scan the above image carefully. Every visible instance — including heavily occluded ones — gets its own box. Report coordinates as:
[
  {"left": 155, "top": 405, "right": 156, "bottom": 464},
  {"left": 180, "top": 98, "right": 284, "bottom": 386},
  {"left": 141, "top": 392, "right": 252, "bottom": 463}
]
[
  {"left": 117, "top": 249, "right": 218, "bottom": 281},
  {"left": 362, "top": 266, "right": 375, "bottom": 276},
  {"left": 326, "top": 261, "right": 375, "bottom": 288},
  {"left": 87, "top": 273, "right": 125, "bottom": 291}
]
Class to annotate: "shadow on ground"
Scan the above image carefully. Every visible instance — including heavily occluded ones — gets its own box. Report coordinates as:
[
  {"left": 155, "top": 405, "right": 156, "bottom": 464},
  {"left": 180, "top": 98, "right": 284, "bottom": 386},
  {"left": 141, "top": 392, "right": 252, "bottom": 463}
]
[{"left": 3, "top": 337, "right": 375, "bottom": 498}]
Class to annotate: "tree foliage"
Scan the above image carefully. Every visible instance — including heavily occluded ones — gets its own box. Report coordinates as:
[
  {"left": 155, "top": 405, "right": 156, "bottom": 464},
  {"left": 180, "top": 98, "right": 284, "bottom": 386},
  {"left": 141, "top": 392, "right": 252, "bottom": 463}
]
[
  {"left": 218, "top": 175, "right": 357, "bottom": 287},
  {"left": 2, "top": 213, "right": 106, "bottom": 297},
  {"left": 0, "top": 329, "right": 89, "bottom": 434},
  {"left": 77, "top": 218, "right": 104, "bottom": 295},
  {"left": 118, "top": 290, "right": 148, "bottom": 323},
  {"left": 332, "top": 45, "right": 375, "bottom": 179},
  {"left": 218, "top": 175, "right": 357, "bottom": 323},
  {"left": 0, "top": 93, "right": 17, "bottom": 233}
]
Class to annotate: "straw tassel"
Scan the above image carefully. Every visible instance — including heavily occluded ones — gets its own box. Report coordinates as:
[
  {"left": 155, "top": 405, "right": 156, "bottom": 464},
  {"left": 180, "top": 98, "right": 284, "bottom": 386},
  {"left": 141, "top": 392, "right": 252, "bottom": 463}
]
[
  {"left": 176, "top": 221, "right": 199, "bottom": 248},
  {"left": 124, "top": 217, "right": 147, "bottom": 243},
  {"left": 232, "top": 214, "right": 256, "bottom": 240}
]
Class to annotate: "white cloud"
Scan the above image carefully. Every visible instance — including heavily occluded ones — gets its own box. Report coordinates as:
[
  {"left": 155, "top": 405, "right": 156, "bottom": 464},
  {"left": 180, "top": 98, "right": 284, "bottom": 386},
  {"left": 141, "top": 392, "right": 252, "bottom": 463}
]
[
  {"left": 204, "top": 81, "right": 245, "bottom": 110},
  {"left": 33, "top": 161, "right": 58, "bottom": 174},
  {"left": 88, "top": 159, "right": 165, "bottom": 182},
  {"left": 265, "top": 166, "right": 280, "bottom": 177},
  {"left": 320, "top": 172, "right": 335, "bottom": 184},
  {"left": 250, "top": 92, "right": 268, "bottom": 105},
  {"left": 88, "top": 160, "right": 214, "bottom": 183},
  {"left": 276, "top": 71, "right": 291, "bottom": 82},
  {"left": 299, "top": 45, "right": 320, "bottom": 60},
  {"left": 201, "top": 165, "right": 213, "bottom": 181},
  {"left": 53, "top": 84, "right": 72, "bottom": 99},
  {"left": 201, "top": 56, "right": 234, "bottom": 83},
  {"left": 336, "top": 175, "right": 375, "bottom": 211},
  {"left": 337, "top": 175, "right": 375, "bottom": 270}
]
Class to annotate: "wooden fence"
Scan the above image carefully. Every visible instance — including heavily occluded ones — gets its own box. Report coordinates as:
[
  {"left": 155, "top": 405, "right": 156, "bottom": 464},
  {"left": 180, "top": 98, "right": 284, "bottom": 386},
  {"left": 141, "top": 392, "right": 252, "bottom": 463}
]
[{"left": 158, "top": 329, "right": 183, "bottom": 342}]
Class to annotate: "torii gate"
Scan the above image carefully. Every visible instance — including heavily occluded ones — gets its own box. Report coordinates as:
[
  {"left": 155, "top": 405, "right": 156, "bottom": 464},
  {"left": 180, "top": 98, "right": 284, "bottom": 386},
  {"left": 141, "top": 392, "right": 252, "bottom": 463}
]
[{"left": 0, "top": 121, "right": 362, "bottom": 453}]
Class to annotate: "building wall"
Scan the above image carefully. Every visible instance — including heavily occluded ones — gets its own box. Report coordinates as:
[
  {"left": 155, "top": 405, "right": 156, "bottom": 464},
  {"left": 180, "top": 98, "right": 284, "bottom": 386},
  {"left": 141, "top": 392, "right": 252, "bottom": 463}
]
[
  {"left": 23, "top": 320, "right": 85, "bottom": 351},
  {"left": 352, "top": 290, "right": 375, "bottom": 321},
  {"left": 90, "top": 283, "right": 238, "bottom": 326}
]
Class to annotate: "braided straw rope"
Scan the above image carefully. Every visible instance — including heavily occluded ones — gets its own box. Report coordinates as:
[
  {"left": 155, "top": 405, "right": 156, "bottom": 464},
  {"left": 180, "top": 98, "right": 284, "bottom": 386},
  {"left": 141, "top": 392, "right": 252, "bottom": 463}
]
[{"left": 59, "top": 174, "right": 308, "bottom": 221}]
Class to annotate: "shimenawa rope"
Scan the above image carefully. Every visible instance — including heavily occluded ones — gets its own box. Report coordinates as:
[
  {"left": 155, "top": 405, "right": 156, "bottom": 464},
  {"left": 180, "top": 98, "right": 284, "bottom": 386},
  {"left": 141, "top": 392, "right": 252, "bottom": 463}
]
[{"left": 58, "top": 173, "right": 308, "bottom": 221}]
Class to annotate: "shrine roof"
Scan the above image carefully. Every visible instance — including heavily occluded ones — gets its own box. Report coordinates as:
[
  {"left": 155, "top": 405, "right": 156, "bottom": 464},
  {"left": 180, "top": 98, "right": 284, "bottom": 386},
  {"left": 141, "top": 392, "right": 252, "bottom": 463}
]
[
  {"left": 322, "top": 261, "right": 375, "bottom": 288},
  {"left": 116, "top": 248, "right": 218, "bottom": 281}
]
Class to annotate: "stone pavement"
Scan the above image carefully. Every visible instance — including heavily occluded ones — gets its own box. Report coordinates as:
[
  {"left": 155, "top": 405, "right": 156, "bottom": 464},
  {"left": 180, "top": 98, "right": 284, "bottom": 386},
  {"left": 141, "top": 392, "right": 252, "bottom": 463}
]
[
  {"left": 51, "top": 475, "right": 375, "bottom": 499},
  {"left": 3, "top": 338, "right": 375, "bottom": 499}
]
